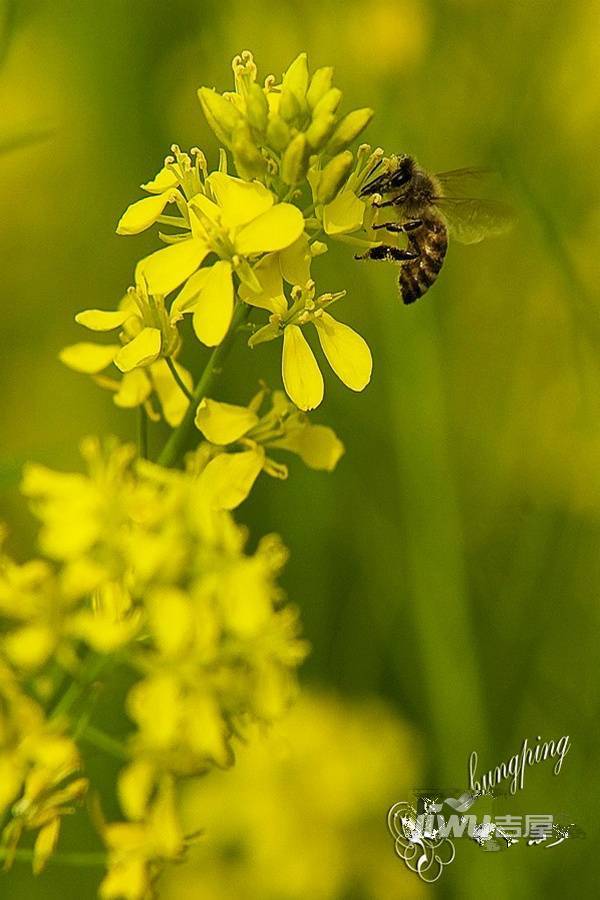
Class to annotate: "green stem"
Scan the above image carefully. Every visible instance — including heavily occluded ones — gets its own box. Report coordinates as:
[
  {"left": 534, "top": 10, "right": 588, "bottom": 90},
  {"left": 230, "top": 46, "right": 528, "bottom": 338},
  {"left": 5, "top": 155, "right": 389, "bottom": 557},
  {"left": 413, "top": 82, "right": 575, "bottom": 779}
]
[
  {"left": 138, "top": 405, "right": 148, "bottom": 459},
  {"left": 0, "top": 848, "right": 107, "bottom": 867},
  {"left": 50, "top": 654, "right": 109, "bottom": 721},
  {"left": 166, "top": 355, "right": 194, "bottom": 403},
  {"left": 158, "top": 302, "right": 251, "bottom": 468},
  {"left": 80, "top": 725, "right": 129, "bottom": 761}
]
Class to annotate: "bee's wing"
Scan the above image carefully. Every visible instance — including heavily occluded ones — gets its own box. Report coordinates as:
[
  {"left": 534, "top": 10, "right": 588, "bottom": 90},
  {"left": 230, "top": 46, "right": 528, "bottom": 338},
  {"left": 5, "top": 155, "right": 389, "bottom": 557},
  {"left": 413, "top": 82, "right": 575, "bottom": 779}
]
[
  {"left": 433, "top": 197, "right": 515, "bottom": 244},
  {"left": 435, "top": 167, "right": 496, "bottom": 195}
]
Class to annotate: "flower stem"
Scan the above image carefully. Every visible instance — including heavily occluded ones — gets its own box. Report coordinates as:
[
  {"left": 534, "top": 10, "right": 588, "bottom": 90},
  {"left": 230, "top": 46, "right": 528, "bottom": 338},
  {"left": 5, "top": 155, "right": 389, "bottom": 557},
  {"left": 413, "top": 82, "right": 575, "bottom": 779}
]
[
  {"left": 166, "top": 355, "right": 194, "bottom": 403},
  {"left": 80, "top": 725, "right": 129, "bottom": 760},
  {"left": 158, "top": 302, "right": 251, "bottom": 468},
  {"left": 50, "top": 654, "right": 110, "bottom": 720},
  {"left": 138, "top": 405, "right": 148, "bottom": 459},
  {"left": 0, "top": 847, "right": 107, "bottom": 867}
]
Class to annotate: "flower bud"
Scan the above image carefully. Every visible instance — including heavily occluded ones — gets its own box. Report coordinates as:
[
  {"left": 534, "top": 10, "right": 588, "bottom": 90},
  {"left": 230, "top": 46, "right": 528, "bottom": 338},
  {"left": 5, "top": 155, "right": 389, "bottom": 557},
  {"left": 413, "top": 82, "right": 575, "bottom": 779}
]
[
  {"left": 310, "top": 241, "right": 328, "bottom": 257},
  {"left": 231, "top": 122, "right": 267, "bottom": 180},
  {"left": 266, "top": 114, "right": 292, "bottom": 152},
  {"left": 245, "top": 82, "right": 269, "bottom": 134},
  {"left": 305, "top": 113, "right": 337, "bottom": 151},
  {"left": 312, "top": 87, "right": 342, "bottom": 119},
  {"left": 281, "top": 52, "right": 309, "bottom": 108},
  {"left": 197, "top": 88, "right": 244, "bottom": 147},
  {"left": 306, "top": 66, "right": 334, "bottom": 110},
  {"left": 248, "top": 321, "right": 281, "bottom": 348},
  {"left": 279, "top": 89, "right": 302, "bottom": 126},
  {"left": 317, "top": 151, "right": 354, "bottom": 204},
  {"left": 325, "top": 108, "right": 374, "bottom": 155},
  {"left": 281, "top": 133, "right": 310, "bottom": 185}
]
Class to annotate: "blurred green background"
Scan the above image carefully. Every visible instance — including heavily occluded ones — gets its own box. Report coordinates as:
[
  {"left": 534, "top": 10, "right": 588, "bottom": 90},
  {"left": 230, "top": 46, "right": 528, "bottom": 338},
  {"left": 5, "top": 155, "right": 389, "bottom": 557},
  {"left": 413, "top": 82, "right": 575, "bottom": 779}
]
[{"left": 1, "top": 0, "right": 599, "bottom": 896}]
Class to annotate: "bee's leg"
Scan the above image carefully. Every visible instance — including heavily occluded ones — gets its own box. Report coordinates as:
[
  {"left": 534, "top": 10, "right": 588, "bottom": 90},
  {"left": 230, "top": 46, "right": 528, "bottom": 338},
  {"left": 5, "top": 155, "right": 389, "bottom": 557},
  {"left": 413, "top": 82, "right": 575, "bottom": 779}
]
[
  {"left": 354, "top": 245, "right": 419, "bottom": 262},
  {"left": 372, "top": 195, "right": 406, "bottom": 209},
  {"left": 372, "top": 219, "right": 423, "bottom": 234}
]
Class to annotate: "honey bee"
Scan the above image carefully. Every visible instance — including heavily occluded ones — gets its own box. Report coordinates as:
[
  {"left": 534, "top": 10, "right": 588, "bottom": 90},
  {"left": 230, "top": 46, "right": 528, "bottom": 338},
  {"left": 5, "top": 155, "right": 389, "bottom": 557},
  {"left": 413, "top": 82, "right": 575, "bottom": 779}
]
[{"left": 356, "top": 155, "right": 513, "bottom": 304}]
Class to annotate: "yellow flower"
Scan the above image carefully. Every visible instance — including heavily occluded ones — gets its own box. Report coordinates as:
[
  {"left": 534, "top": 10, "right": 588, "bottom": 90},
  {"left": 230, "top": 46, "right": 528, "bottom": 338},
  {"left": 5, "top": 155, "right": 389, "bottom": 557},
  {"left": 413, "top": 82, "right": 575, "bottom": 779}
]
[
  {"left": 99, "top": 778, "right": 184, "bottom": 900},
  {"left": 0, "top": 662, "right": 87, "bottom": 873},
  {"left": 20, "top": 439, "right": 307, "bottom": 804},
  {"left": 160, "top": 692, "right": 425, "bottom": 900},
  {"left": 0, "top": 555, "right": 83, "bottom": 671},
  {"left": 117, "top": 144, "right": 305, "bottom": 346},
  {"left": 249, "top": 278, "right": 372, "bottom": 411},
  {"left": 60, "top": 284, "right": 193, "bottom": 427},
  {"left": 158, "top": 171, "right": 305, "bottom": 346},
  {"left": 193, "top": 387, "right": 344, "bottom": 509}
]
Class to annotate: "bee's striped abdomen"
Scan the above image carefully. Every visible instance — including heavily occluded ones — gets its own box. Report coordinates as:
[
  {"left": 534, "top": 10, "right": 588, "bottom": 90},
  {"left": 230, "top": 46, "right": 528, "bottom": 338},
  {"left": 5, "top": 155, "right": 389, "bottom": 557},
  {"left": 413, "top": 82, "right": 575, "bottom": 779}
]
[{"left": 399, "top": 215, "right": 448, "bottom": 304}]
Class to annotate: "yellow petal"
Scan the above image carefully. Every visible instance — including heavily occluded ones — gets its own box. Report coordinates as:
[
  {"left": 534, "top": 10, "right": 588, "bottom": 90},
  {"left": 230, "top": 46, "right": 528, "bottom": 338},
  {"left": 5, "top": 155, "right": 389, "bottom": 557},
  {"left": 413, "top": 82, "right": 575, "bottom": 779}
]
[
  {"left": 116, "top": 192, "right": 173, "bottom": 235},
  {"left": 189, "top": 192, "right": 222, "bottom": 233},
  {"left": 59, "top": 343, "right": 118, "bottom": 373},
  {"left": 113, "top": 369, "right": 152, "bottom": 408},
  {"left": 323, "top": 191, "right": 366, "bottom": 235},
  {"left": 313, "top": 312, "right": 372, "bottom": 391},
  {"left": 199, "top": 448, "right": 265, "bottom": 509},
  {"left": 146, "top": 588, "right": 193, "bottom": 658},
  {"left": 206, "top": 171, "right": 274, "bottom": 228},
  {"left": 118, "top": 760, "right": 156, "bottom": 821},
  {"left": 195, "top": 398, "right": 259, "bottom": 445},
  {"left": 33, "top": 818, "right": 61, "bottom": 875},
  {"left": 170, "top": 268, "right": 211, "bottom": 321},
  {"left": 69, "top": 609, "right": 142, "bottom": 652},
  {"left": 75, "top": 308, "right": 131, "bottom": 331},
  {"left": 282, "top": 325, "right": 324, "bottom": 411},
  {"left": 192, "top": 260, "right": 233, "bottom": 347},
  {"left": 141, "top": 166, "right": 179, "bottom": 194},
  {"left": 238, "top": 253, "right": 287, "bottom": 315},
  {"left": 151, "top": 358, "right": 193, "bottom": 427},
  {"left": 114, "top": 327, "right": 162, "bottom": 373},
  {"left": 135, "top": 238, "right": 208, "bottom": 296},
  {"left": 236, "top": 204, "right": 305, "bottom": 255},
  {"left": 3, "top": 625, "right": 55, "bottom": 670},
  {"left": 279, "top": 233, "right": 311, "bottom": 286},
  {"left": 277, "top": 422, "right": 345, "bottom": 470}
]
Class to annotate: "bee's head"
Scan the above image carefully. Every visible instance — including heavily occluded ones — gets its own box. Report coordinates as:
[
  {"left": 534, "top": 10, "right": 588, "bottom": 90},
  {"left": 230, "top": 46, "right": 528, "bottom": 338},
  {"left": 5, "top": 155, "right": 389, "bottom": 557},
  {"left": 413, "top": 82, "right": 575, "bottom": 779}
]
[{"left": 359, "top": 154, "right": 414, "bottom": 197}]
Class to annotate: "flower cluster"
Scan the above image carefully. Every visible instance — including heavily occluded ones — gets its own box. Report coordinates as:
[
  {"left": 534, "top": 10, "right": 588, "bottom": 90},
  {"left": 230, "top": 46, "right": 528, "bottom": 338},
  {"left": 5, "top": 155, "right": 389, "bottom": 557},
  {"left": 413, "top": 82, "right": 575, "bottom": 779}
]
[
  {"left": 1, "top": 438, "right": 307, "bottom": 895},
  {"left": 63, "top": 50, "right": 382, "bottom": 417},
  {"left": 0, "top": 659, "right": 87, "bottom": 874},
  {"left": 0, "top": 49, "right": 397, "bottom": 897}
]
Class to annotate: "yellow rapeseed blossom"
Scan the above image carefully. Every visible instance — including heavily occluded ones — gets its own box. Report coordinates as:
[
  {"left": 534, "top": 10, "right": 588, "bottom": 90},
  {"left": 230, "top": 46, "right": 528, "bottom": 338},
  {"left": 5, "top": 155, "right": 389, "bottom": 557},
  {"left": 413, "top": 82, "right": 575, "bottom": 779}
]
[
  {"left": 160, "top": 692, "right": 426, "bottom": 900},
  {"left": 0, "top": 662, "right": 87, "bottom": 873},
  {"left": 118, "top": 157, "right": 304, "bottom": 337},
  {"left": 248, "top": 277, "right": 372, "bottom": 410},
  {"left": 60, "top": 283, "right": 193, "bottom": 427},
  {"left": 99, "top": 777, "right": 184, "bottom": 900},
  {"left": 192, "top": 386, "right": 345, "bottom": 508},
  {"left": 14, "top": 439, "right": 307, "bottom": 879}
]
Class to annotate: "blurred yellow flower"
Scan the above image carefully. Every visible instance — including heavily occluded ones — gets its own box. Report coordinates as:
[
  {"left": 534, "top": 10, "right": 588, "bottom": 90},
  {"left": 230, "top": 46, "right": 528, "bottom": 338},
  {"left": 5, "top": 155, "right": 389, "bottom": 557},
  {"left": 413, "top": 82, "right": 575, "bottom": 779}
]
[
  {"left": 160, "top": 692, "right": 426, "bottom": 900},
  {"left": 0, "top": 661, "right": 87, "bottom": 873},
  {"left": 99, "top": 777, "right": 184, "bottom": 900}
]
